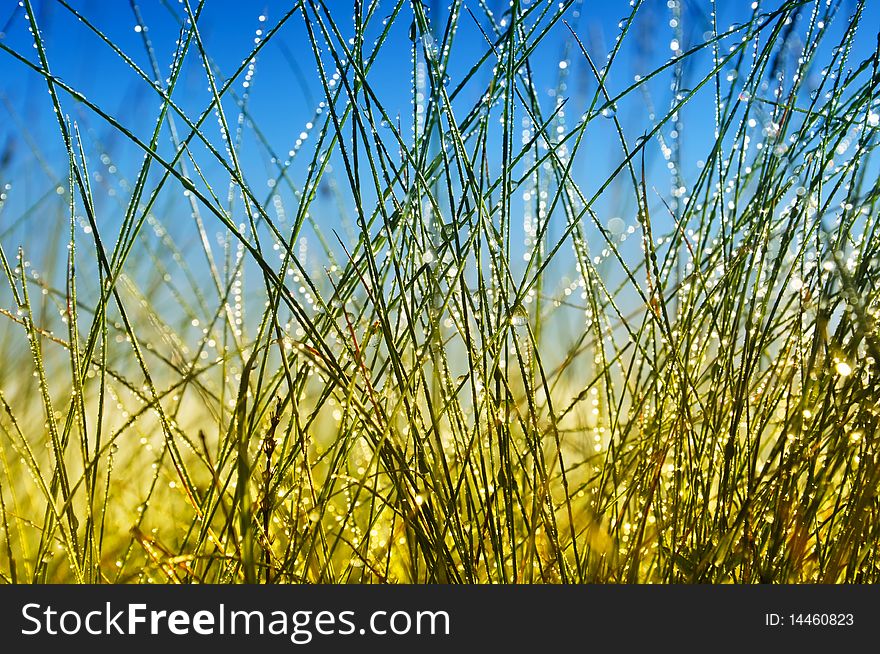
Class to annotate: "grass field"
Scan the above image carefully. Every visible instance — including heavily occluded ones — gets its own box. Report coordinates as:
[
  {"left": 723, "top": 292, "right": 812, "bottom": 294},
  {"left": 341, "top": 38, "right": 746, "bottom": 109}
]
[{"left": 0, "top": 0, "right": 878, "bottom": 583}]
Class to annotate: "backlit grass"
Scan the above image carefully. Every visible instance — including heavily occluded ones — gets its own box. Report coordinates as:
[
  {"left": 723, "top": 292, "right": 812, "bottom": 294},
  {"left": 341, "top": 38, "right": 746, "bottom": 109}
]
[{"left": 0, "top": 0, "right": 878, "bottom": 583}]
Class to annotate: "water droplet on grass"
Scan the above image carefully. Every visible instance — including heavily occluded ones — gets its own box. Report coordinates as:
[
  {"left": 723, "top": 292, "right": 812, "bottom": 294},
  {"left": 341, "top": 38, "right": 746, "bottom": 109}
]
[{"left": 607, "top": 217, "right": 625, "bottom": 235}]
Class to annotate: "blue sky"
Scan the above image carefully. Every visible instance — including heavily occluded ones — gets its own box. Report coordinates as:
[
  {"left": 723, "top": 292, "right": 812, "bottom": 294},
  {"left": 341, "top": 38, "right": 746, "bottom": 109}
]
[{"left": 0, "top": 0, "right": 877, "bottom": 287}]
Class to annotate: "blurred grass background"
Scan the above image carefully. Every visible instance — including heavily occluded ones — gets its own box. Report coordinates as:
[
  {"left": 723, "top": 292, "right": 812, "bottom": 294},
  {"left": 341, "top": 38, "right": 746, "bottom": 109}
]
[{"left": 0, "top": 0, "right": 878, "bottom": 583}]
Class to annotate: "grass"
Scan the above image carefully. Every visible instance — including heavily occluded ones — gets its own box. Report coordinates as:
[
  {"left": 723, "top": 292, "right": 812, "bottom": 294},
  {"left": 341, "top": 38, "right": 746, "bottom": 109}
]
[{"left": 0, "top": 0, "right": 878, "bottom": 583}]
